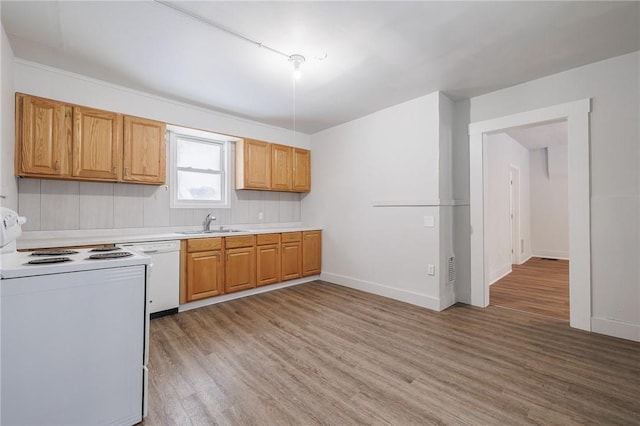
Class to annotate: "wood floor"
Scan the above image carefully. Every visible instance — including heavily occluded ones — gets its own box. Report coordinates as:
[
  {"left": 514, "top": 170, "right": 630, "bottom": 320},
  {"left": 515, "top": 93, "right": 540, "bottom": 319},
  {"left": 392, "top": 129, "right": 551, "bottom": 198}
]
[
  {"left": 143, "top": 281, "right": 639, "bottom": 426},
  {"left": 490, "top": 257, "right": 569, "bottom": 320}
]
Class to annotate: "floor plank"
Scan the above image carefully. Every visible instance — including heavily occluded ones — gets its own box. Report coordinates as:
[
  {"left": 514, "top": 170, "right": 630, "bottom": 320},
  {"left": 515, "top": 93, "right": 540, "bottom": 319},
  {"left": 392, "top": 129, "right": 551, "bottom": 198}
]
[
  {"left": 143, "top": 281, "right": 639, "bottom": 425},
  {"left": 490, "top": 257, "right": 569, "bottom": 320}
]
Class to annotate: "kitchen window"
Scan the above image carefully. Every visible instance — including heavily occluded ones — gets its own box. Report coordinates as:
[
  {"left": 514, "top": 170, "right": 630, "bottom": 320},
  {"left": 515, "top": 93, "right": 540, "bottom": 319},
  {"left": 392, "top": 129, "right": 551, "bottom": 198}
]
[{"left": 168, "top": 125, "right": 238, "bottom": 208}]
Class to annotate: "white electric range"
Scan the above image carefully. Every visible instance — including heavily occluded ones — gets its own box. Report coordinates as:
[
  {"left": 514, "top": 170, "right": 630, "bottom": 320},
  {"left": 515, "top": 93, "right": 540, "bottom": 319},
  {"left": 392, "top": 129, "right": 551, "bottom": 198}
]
[{"left": 1, "top": 246, "right": 152, "bottom": 426}]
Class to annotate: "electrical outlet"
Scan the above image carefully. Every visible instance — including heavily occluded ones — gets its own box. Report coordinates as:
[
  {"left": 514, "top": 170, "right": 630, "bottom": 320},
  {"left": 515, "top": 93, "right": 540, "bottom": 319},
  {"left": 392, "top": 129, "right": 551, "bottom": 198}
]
[
  {"left": 427, "top": 264, "right": 435, "bottom": 276},
  {"left": 423, "top": 215, "right": 435, "bottom": 227},
  {"left": 258, "top": 212, "right": 264, "bottom": 220}
]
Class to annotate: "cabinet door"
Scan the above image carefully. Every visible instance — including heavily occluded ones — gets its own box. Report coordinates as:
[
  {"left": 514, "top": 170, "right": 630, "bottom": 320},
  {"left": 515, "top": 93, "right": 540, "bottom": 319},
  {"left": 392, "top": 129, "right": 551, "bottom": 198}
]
[
  {"left": 16, "top": 94, "right": 72, "bottom": 177},
  {"left": 292, "top": 148, "right": 311, "bottom": 192},
  {"left": 302, "top": 231, "right": 322, "bottom": 276},
  {"left": 73, "top": 106, "right": 123, "bottom": 181},
  {"left": 236, "top": 139, "right": 271, "bottom": 189},
  {"left": 225, "top": 246, "right": 256, "bottom": 293},
  {"left": 257, "top": 243, "right": 280, "bottom": 286},
  {"left": 123, "top": 116, "right": 166, "bottom": 184},
  {"left": 186, "top": 250, "right": 223, "bottom": 301},
  {"left": 271, "top": 144, "right": 292, "bottom": 191},
  {"left": 281, "top": 241, "right": 302, "bottom": 281}
]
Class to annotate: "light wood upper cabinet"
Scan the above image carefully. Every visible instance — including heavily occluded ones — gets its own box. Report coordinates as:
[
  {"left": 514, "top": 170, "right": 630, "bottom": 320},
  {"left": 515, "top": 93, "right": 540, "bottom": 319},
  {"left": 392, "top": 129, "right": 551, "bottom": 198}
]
[
  {"left": 15, "top": 93, "right": 166, "bottom": 185},
  {"left": 271, "top": 144, "right": 292, "bottom": 191},
  {"left": 236, "top": 138, "right": 310, "bottom": 193},
  {"left": 72, "top": 106, "right": 123, "bottom": 181},
  {"left": 292, "top": 148, "right": 311, "bottom": 192},
  {"left": 15, "top": 94, "right": 72, "bottom": 178},
  {"left": 236, "top": 139, "right": 271, "bottom": 190},
  {"left": 123, "top": 116, "right": 166, "bottom": 184},
  {"left": 302, "top": 230, "right": 322, "bottom": 276}
]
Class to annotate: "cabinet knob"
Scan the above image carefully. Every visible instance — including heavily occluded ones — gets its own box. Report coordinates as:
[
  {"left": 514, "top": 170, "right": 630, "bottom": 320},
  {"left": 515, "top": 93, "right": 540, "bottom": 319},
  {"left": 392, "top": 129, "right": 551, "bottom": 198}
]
[
  {"left": 124, "top": 167, "right": 129, "bottom": 177},
  {"left": 54, "top": 160, "right": 60, "bottom": 172}
]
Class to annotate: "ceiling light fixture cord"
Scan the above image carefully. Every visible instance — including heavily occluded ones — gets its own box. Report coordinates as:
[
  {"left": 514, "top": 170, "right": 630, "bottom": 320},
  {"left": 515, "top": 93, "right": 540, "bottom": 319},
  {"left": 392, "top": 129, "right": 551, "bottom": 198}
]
[{"left": 155, "top": 0, "right": 291, "bottom": 59}]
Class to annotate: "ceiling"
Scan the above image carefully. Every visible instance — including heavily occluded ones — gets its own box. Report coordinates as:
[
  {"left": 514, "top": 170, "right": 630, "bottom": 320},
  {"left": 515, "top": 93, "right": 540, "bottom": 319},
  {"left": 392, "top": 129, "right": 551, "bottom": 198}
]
[
  {"left": 506, "top": 120, "right": 568, "bottom": 150},
  {"left": 2, "top": 1, "right": 639, "bottom": 134}
]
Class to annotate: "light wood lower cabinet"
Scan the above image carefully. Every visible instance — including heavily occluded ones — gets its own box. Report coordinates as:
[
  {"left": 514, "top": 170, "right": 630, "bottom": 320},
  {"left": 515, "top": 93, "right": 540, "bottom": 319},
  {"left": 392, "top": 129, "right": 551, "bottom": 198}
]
[
  {"left": 281, "top": 232, "right": 302, "bottom": 281},
  {"left": 256, "top": 233, "right": 281, "bottom": 286},
  {"left": 181, "top": 231, "right": 320, "bottom": 303},
  {"left": 302, "top": 230, "right": 322, "bottom": 276},
  {"left": 225, "top": 235, "right": 256, "bottom": 293},
  {"left": 182, "top": 238, "right": 224, "bottom": 303}
]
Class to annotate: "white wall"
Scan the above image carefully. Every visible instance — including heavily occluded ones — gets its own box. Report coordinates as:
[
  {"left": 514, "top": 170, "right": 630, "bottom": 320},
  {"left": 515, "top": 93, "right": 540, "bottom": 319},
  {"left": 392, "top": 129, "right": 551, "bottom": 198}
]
[
  {"left": 1, "top": 25, "right": 17, "bottom": 210},
  {"left": 485, "top": 133, "right": 531, "bottom": 284},
  {"left": 530, "top": 146, "right": 569, "bottom": 259},
  {"left": 468, "top": 51, "right": 640, "bottom": 340},
  {"left": 11, "top": 60, "right": 310, "bottom": 233},
  {"left": 303, "top": 92, "right": 452, "bottom": 310}
]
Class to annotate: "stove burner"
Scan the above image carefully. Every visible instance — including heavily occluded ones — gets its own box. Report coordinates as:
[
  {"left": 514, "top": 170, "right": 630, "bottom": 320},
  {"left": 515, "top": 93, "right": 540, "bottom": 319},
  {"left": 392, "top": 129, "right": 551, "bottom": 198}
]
[
  {"left": 90, "top": 246, "right": 121, "bottom": 252},
  {"left": 31, "top": 250, "right": 79, "bottom": 256},
  {"left": 27, "top": 257, "right": 72, "bottom": 264},
  {"left": 88, "top": 252, "right": 133, "bottom": 260}
]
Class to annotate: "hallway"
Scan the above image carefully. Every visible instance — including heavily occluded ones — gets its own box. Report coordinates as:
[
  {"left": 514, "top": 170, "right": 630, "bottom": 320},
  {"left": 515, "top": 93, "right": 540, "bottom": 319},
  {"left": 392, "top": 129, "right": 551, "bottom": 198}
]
[{"left": 490, "top": 257, "right": 569, "bottom": 320}]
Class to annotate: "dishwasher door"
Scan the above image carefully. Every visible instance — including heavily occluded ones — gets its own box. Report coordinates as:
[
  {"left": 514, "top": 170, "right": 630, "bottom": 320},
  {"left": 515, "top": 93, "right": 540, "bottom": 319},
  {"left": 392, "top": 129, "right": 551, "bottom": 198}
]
[{"left": 119, "top": 240, "right": 180, "bottom": 317}]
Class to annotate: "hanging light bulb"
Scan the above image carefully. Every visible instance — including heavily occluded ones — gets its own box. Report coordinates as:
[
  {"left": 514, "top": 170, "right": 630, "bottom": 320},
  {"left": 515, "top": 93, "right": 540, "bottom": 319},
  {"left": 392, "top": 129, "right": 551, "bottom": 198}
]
[{"left": 289, "top": 54, "right": 305, "bottom": 80}]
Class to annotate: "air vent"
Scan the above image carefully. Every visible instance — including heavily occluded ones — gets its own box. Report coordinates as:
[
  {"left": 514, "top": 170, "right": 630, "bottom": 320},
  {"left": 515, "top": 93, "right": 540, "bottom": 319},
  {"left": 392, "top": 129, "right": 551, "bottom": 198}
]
[{"left": 448, "top": 256, "right": 456, "bottom": 283}]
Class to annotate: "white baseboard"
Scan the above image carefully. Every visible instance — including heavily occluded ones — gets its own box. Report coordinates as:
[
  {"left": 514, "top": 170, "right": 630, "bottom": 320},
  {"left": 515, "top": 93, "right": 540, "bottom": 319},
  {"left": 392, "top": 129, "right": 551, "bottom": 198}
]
[
  {"left": 532, "top": 250, "right": 569, "bottom": 260},
  {"left": 591, "top": 317, "right": 640, "bottom": 342},
  {"left": 517, "top": 254, "right": 533, "bottom": 265},
  {"left": 489, "top": 265, "right": 512, "bottom": 286},
  {"left": 179, "top": 276, "right": 319, "bottom": 312},
  {"left": 321, "top": 272, "right": 442, "bottom": 311}
]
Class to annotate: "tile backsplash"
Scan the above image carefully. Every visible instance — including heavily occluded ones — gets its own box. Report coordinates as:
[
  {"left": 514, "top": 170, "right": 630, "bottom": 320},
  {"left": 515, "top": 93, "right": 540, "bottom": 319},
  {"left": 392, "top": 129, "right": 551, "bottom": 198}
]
[{"left": 18, "top": 178, "right": 301, "bottom": 231}]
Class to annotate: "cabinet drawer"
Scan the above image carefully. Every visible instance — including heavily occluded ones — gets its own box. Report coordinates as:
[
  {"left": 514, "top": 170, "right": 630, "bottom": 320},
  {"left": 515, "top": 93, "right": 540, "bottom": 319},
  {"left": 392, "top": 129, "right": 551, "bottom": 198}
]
[
  {"left": 225, "top": 235, "right": 255, "bottom": 249},
  {"left": 281, "top": 232, "right": 302, "bottom": 243},
  {"left": 256, "top": 233, "right": 281, "bottom": 246},
  {"left": 187, "top": 237, "right": 222, "bottom": 252}
]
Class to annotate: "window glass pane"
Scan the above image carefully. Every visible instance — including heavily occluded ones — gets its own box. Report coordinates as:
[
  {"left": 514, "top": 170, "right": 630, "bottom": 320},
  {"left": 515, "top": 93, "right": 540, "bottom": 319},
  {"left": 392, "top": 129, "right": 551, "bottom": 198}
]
[
  {"left": 177, "top": 138, "right": 221, "bottom": 171},
  {"left": 177, "top": 170, "right": 221, "bottom": 201}
]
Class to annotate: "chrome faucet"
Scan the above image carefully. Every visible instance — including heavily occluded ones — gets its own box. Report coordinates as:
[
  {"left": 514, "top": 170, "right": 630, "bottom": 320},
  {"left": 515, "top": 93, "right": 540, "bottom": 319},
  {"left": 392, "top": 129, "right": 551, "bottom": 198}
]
[{"left": 203, "top": 213, "right": 216, "bottom": 231}]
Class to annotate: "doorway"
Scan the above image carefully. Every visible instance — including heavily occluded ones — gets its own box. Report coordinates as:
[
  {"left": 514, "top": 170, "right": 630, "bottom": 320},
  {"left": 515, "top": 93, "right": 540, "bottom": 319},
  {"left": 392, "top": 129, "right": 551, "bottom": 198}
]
[{"left": 468, "top": 99, "right": 591, "bottom": 331}]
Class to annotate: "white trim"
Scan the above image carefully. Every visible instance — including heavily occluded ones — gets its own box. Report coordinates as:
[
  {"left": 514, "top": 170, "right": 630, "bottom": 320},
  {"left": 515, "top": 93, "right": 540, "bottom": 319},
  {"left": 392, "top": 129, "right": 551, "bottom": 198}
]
[
  {"left": 372, "top": 199, "right": 469, "bottom": 207},
  {"left": 591, "top": 317, "right": 640, "bottom": 342},
  {"left": 321, "top": 272, "right": 442, "bottom": 311},
  {"left": 178, "top": 276, "right": 319, "bottom": 312},
  {"left": 469, "top": 98, "right": 592, "bottom": 332}
]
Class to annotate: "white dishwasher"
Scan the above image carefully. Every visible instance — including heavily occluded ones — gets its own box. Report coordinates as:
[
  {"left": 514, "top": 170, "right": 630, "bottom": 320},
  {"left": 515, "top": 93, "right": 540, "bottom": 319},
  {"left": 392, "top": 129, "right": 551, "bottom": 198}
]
[{"left": 119, "top": 240, "right": 180, "bottom": 318}]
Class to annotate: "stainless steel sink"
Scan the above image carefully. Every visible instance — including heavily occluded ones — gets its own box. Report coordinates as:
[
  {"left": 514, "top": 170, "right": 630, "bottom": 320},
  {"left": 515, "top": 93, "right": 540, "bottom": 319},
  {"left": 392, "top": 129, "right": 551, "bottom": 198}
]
[{"left": 178, "top": 229, "right": 243, "bottom": 235}]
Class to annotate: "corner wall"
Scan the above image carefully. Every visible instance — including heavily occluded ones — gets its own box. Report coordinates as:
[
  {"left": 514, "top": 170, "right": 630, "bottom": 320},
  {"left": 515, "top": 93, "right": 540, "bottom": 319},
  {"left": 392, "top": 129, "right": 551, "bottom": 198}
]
[
  {"left": 304, "top": 92, "right": 448, "bottom": 310},
  {"left": 485, "top": 133, "right": 531, "bottom": 283},
  {"left": 1, "top": 25, "right": 17, "bottom": 210}
]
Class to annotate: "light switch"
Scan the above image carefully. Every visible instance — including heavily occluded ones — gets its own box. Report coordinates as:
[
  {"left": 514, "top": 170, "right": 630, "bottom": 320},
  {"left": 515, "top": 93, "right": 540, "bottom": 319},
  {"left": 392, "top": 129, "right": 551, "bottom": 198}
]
[
  {"left": 258, "top": 212, "right": 264, "bottom": 220},
  {"left": 423, "top": 216, "right": 435, "bottom": 227},
  {"left": 427, "top": 264, "right": 435, "bottom": 276}
]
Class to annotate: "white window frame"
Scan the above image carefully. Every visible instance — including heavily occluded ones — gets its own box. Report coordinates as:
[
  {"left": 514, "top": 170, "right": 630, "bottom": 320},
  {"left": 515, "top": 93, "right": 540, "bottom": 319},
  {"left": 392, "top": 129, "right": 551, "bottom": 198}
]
[{"left": 168, "top": 125, "right": 237, "bottom": 209}]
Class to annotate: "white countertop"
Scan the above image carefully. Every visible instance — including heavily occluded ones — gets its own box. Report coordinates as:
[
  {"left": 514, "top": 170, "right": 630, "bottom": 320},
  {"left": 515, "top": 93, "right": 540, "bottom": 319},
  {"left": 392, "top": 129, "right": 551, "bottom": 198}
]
[{"left": 16, "top": 224, "right": 323, "bottom": 250}]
